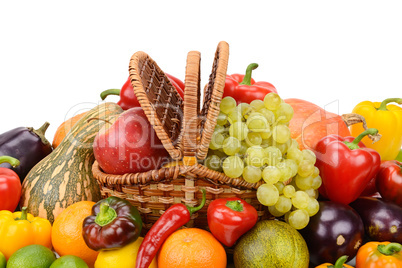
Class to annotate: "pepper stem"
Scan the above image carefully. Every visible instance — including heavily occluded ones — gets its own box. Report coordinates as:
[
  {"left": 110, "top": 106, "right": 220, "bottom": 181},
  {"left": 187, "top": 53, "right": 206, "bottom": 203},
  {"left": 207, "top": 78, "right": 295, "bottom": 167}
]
[
  {"left": 344, "top": 128, "right": 379, "bottom": 150},
  {"left": 0, "top": 156, "right": 20, "bottom": 168},
  {"left": 329, "top": 255, "right": 348, "bottom": 268},
  {"left": 100, "top": 89, "right": 121, "bottom": 100},
  {"left": 226, "top": 200, "right": 244, "bottom": 212},
  {"left": 377, "top": 242, "right": 402, "bottom": 256},
  {"left": 239, "top": 63, "right": 258, "bottom": 86},
  {"left": 378, "top": 98, "right": 402, "bottom": 111},
  {"left": 95, "top": 202, "right": 118, "bottom": 227},
  {"left": 15, "top": 207, "right": 29, "bottom": 221},
  {"left": 187, "top": 189, "right": 206, "bottom": 216}
]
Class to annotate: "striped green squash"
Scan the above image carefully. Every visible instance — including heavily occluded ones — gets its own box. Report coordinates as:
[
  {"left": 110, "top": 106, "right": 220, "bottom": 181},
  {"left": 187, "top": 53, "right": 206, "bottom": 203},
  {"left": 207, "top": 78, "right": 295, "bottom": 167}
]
[{"left": 20, "top": 102, "right": 123, "bottom": 223}]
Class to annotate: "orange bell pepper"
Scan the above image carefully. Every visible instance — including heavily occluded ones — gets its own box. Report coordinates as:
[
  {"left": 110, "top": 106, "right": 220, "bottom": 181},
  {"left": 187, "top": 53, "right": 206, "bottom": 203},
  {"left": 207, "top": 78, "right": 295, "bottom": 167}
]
[
  {"left": 315, "top": 255, "right": 355, "bottom": 268},
  {"left": 355, "top": 241, "right": 402, "bottom": 268},
  {"left": 0, "top": 207, "right": 52, "bottom": 260}
]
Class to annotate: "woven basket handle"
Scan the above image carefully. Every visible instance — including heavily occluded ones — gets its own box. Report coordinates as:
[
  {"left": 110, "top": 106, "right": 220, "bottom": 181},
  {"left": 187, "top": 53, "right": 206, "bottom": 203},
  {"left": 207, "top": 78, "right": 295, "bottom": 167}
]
[{"left": 182, "top": 51, "right": 201, "bottom": 166}]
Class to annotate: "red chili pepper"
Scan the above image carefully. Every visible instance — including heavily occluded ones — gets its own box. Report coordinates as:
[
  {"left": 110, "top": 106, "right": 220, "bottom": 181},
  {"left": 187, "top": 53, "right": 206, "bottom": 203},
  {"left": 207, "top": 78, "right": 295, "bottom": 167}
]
[
  {"left": 135, "top": 189, "right": 206, "bottom": 268},
  {"left": 0, "top": 156, "right": 22, "bottom": 212},
  {"left": 207, "top": 197, "right": 258, "bottom": 247},
  {"left": 315, "top": 128, "right": 381, "bottom": 205},
  {"left": 100, "top": 73, "right": 184, "bottom": 110},
  {"left": 222, "top": 63, "right": 277, "bottom": 104},
  {"left": 375, "top": 160, "right": 402, "bottom": 207}
]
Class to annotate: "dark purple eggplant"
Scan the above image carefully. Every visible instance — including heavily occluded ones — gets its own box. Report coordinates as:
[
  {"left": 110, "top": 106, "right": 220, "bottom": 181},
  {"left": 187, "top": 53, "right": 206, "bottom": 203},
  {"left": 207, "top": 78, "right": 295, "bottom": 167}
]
[
  {"left": 299, "top": 201, "right": 364, "bottom": 265},
  {"left": 0, "top": 122, "right": 53, "bottom": 182},
  {"left": 350, "top": 196, "right": 402, "bottom": 243}
]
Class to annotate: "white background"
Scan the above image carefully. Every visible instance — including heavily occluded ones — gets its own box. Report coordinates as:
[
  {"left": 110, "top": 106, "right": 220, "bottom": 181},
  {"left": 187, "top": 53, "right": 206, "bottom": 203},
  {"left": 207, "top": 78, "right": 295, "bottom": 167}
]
[{"left": 1, "top": 1, "right": 401, "bottom": 142}]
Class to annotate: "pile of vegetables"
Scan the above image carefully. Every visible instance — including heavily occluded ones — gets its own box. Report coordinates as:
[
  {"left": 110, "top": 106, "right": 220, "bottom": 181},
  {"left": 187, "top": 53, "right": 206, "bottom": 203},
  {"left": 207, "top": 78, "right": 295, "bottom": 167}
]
[{"left": 0, "top": 47, "right": 401, "bottom": 268}]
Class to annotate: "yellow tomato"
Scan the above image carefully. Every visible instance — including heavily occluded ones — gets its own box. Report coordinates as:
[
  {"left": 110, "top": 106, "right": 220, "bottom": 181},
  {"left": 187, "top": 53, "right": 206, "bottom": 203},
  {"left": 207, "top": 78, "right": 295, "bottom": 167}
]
[{"left": 94, "top": 237, "right": 157, "bottom": 268}]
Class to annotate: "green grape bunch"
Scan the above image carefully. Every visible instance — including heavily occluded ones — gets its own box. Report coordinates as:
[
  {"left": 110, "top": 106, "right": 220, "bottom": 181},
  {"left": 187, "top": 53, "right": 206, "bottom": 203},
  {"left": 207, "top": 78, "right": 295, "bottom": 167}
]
[{"left": 204, "top": 93, "right": 323, "bottom": 230}]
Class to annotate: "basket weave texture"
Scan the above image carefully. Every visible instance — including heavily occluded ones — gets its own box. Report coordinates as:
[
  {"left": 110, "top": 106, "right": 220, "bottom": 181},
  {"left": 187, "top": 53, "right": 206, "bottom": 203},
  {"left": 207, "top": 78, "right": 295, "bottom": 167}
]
[{"left": 92, "top": 41, "right": 270, "bottom": 232}]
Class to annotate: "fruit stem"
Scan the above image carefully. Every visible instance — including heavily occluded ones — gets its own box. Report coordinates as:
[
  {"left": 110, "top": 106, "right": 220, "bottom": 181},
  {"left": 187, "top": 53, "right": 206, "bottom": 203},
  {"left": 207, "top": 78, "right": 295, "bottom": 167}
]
[
  {"left": 15, "top": 207, "right": 29, "bottom": 221},
  {"left": 239, "top": 63, "right": 258, "bottom": 86},
  {"left": 226, "top": 200, "right": 244, "bottom": 212},
  {"left": 331, "top": 255, "right": 348, "bottom": 268},
  {"left": 187, "top": 189, "right": 206, "bottom": 216},
  {"left": 95, "top": 202, "right": 118, "bottom": 226},
  {"left": 0, "top": 156, "right": 20, "bottom": 168},
  {"left": 377, "top": 98, "right": 402, "bottom": 111},
  {"left": 377, "top": 242, "right": 402, "bottom": 256},
  {"left": 343, "top": 128, "right": 379, "bottom": 150},
  {"left": 100, "top": 89, "right": 121, "bottom": 100}
]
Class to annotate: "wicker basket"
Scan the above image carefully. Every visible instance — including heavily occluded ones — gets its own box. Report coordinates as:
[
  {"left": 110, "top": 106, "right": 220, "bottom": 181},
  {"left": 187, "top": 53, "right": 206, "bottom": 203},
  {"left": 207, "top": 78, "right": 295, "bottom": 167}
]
[{"left": 92, "top": 41, "right": 270, "bottom": 233}]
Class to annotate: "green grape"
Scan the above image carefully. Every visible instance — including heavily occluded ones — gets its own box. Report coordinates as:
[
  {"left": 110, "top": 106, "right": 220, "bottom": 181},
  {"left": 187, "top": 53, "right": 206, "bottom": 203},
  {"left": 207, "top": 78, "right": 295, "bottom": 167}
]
[
  {"left": 277, "top": 161, "right": 293, "bottom": 182},
  {"left": 284, "top": 158, "right": 298, "bottom": 178},
  {"left": 250, "top": 99, "right": 265, "bottom": 111},
  {"left": 287, "top": 209, "right": 310, "bottom": 230},
  {"left": 288, "top": 139, "right": 300, "bottom": 151},
  {"left": 262, "top": 166, "right": 281, "bottom": 184},
  {"left": 222, "top": 136, "right": 241, "bottom": 156},
  {"left": 283, "top": 185, "right": 296, "bottom": 198},
  {"left": 209, "top": 132, "right": 225, "bottom": 150},
  {"left": 272, "top": 124, "right": 291, "bottom": 144},
  {"left": 229, "top": 122, "right": 249, "bottom": 141},
  {"left": 245, "top": 146, "right": 267, "bottom": 167},
  {"left": 239, "top": 141, "right": 248, "bottom": 155},
  {"left": 259, "top": 129, "right": 272, "bottom": 140},
  {"left": 220, "top": 96, "right": 237, "bottom": 114},
  {"left": 302, "top": 149, "right": 316, "bottom": 164},
  {"left": 259, "top": 108, "right": 276, "bottom": 125},
  {"left": 216, "top": 112, "right": 228, "bottom": 126},
  {"left": 291, "top": 191, "right": 310, "bottom": 209},
  {"left": 297, "top": 159, "right": 315, "bottom": 177},
  {"left": 242, "top": 165, "right": 262, "bottom": 183},
  {"left": 274, "top": 102, "right": 294, "bottom": 124},
  {"left": 264, "top": 146, "right": 282, "bottom": 166},
  {"left": 214, "top": 124, "right": 226, "bottom": 134},
  {"left": 276, "top": 139, "right": 291, "bottom": 155},
  {"left": 311, "top": 175, "right": 322, "bottom": 190},
  {"left": 245, "top": 132, "right": 262, "bottom": 147},
  {"left": 264, "top": 92, "right": 282, "bottom": 111},
  {"left": 256, "top": 183, "right": 279, "bottom": 206},
  {"left": 295, "top": 174, "right": 314, "bottom": 190},
  {"left": 286, "top": 147, "right": 303, "bottom": 165},
  {"left": 236, "top": 103, "right": 251, "bottom": 115},
  {"left": 227, "top": 109, "right": 243, "bottom": 124},
  {"left": 306, "top": 197, "right": 320, "bottom": 217},
  {"left": 304, "top": 188, "right": 319, "bottom": 199},
  {"left": 222, "top": 155, "right": 244, "bottom": 178},
  {"left": 260, "top": 138, "right": 271, "bottom": 148},
  {"left": 274, "top": 182, "right": 285, "bottom": 194},
  {"left": 204, "top": 155, "right": 222, "bottom": 171},
  {"left": 275, "top": 195, "right": 292, "bottom": 213},
  {"left": 268, "top": 205, "right": 285, "bottom": 217},
  {"left": 246, "top": 113, "right": 268, "bottom": 132},
  {"left": 242, "top": 105, "right": 255, "bottom": 119}
]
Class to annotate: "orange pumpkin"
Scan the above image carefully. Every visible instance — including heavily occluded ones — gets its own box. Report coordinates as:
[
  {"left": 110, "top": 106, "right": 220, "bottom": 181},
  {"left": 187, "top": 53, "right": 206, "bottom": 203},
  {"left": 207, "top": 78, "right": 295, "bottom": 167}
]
[
  {"left": 52, "top": 112, "right": 86, "bottom": 148},
  {"left": 285, "top": 98, "right": 351, "bottom": 151}
]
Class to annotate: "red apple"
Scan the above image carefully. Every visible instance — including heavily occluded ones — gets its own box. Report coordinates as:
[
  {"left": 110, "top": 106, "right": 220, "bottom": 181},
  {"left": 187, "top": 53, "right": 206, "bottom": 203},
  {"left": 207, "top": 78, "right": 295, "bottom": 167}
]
[{"left": 93, "top": 107, "right": 170, "bottom": 174}]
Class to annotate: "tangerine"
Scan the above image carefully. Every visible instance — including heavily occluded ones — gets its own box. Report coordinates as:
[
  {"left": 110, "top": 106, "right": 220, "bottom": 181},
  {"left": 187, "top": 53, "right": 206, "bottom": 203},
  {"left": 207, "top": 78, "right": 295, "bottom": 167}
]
[
  {"left": 52, "top": 112, "right": 86, "bottom": 148},
  {"left": 158, "top": 228, "right": 226, "bottom": 268},
  {"left": 51, "top": 201, "right": 98, "bottom": 268}
]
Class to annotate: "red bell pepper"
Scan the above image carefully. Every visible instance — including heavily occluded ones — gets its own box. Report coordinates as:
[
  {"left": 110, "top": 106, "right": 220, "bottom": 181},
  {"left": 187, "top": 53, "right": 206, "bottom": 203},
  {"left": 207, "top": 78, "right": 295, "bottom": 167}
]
[
  {"left": 375, "top": 160, "right": 402, "bottom": 207},
  {"left": 207, "top": 197, "right": 258, "bottom": 247},
  {"left": 222, "top": 63, "right": 277, "bottom": 104},
  {"left": 100, "top": 73, "right": 184, "bottom": 110},
  {"left": 135, "top": 189, "right": 206, "bottom": 268},
  {"left": 315, "top": 128, "right": 381, "bottom": 205},
  {"left": 0, "top": 156, "right": 22, "bottom": 211}
]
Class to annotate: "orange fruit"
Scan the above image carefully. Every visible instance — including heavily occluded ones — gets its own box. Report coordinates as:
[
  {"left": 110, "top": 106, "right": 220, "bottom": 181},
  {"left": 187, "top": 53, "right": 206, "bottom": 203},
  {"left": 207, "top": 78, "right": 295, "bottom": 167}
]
[
  {"left": 158, "top": 228, "right": 226, "bottom": 268},
  {"left": 51, "top": 201, "right": 98, "bottom": 268},
  {"left": 52, "top": 112, "right": 86, "bottom": 148}
]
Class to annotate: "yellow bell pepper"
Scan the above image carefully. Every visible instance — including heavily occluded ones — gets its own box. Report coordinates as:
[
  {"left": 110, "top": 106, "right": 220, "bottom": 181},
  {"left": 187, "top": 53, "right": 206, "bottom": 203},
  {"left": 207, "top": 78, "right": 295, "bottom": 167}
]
[
  {"left": 0, "top": 207, "right": 52, "bottom": 260},
  {"left": 351, "top": 98, "right": 402, "bottom": 160}
]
